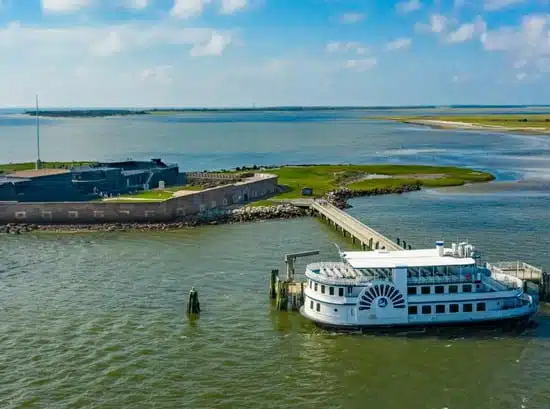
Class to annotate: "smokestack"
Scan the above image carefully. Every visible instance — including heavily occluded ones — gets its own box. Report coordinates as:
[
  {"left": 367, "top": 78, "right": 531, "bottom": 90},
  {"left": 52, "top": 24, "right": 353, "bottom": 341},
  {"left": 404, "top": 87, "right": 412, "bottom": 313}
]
[{"left": 435, "top": 240, "right": 444, "bottom": 257}]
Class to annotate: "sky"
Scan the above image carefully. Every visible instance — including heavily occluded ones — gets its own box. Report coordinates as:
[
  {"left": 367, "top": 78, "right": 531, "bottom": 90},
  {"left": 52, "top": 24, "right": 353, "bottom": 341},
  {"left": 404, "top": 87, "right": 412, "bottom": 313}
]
[{"left": 0, "top": 0, "right": 549, "bottom": 107}]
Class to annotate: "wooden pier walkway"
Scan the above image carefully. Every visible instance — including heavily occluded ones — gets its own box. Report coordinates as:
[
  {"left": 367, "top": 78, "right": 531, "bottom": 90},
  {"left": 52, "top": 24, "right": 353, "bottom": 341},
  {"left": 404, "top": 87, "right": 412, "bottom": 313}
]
[
  {"left": 277, "top": 198, "right": 410, "bottom": 251},
  {"left": 310, "top": 199, "right": 403, "bottom": 251}
]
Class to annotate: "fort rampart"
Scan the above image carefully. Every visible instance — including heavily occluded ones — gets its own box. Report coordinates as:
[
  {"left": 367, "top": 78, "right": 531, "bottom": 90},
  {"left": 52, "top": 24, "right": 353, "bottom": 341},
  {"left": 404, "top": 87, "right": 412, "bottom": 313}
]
[{"left": 0, "top": 174, "right": 278, "bottom": 224}]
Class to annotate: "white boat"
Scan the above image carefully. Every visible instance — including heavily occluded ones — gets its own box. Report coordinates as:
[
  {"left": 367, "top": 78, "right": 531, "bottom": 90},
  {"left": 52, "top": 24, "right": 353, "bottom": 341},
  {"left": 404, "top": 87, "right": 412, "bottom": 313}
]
[{"left": 300, "top": 241, "right": 539, "bottom": 331}]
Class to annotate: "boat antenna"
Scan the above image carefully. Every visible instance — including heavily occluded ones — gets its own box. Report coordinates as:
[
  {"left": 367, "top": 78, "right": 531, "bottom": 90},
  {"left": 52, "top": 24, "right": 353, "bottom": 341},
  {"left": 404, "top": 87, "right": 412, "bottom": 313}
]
[{"left": 35, "top": 93, "right": 41, "bottom": 170}]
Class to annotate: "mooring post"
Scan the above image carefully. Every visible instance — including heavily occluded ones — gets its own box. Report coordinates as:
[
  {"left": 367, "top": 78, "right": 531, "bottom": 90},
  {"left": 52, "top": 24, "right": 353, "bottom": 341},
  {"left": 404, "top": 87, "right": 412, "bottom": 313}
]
[
  {"left": 276, "top": 278, "right": 289, "bottom": 311},
  {"left": 269, "top": 269, "right": 279, "bottom": 299},
  {"left": 187, "top": 287, "right": 201, "bottom": 315}
]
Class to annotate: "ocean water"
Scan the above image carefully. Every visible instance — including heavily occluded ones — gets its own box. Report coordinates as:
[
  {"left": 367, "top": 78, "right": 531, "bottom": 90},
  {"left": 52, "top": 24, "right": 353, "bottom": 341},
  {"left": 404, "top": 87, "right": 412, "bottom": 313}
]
[{"left": 1, "top": 109, "right": 550, "bottom": 409}]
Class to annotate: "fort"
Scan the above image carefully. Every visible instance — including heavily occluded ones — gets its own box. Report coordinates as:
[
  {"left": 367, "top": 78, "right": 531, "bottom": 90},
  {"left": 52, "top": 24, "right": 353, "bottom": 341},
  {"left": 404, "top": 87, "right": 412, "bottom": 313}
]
[{"left": 0, "top": 158, "right": 179, "bottom": 202}]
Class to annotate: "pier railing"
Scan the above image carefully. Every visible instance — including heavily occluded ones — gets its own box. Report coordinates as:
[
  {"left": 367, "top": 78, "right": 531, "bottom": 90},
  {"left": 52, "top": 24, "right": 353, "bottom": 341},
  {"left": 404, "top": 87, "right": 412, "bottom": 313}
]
[{"left": 486, "top": 261, "right": 543, "bottom": 282}]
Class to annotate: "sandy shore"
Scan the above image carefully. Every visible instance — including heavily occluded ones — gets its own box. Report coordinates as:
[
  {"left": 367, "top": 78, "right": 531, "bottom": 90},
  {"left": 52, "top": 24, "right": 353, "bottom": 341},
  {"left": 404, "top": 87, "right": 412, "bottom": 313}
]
[{"left": 400, "top": 119, "right": 550, "bottom": 134}]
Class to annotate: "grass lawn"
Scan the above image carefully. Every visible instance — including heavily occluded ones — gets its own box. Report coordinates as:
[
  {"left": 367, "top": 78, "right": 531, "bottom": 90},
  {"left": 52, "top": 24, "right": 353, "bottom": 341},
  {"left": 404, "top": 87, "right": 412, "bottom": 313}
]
[
  {"left": 114, "top": 184, "right": 204, "bottom": 201},
  {"left": 258, "top": 164, "right": 494, "bottom": 199}
]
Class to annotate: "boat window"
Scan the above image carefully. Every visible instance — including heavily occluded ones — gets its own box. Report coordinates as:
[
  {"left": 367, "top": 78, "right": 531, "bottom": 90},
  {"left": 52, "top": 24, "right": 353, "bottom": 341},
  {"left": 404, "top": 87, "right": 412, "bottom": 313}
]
[
  {"left": 449, "top": 304, "right": 459, "bottom": 313},
  {"left": 339, "top": 288, "right": 344, "bottom": 297},
  {"left": 462, "top": 284, "right": 472, "bottom": 293},
  {"left": 449, "top": 285, "right": 458, "bottom": 293},
  {"left": 476, "top": 302, "right": 486, "bottom": 311},
  {"left": 321, "top": 285, "right": 325, "bottom": 294},
  {"left": 316, "top": 303, "right": 320, "bottom": 312},
  {"left": 463, "top": 303, "right": 473, "bottom": 312},
  {"left": 436, "top": 304, "right": 445, "bottom": 313},
  {"left": 421, "top": 286, "right": 430, "bottom": 295},
  {"left": 408, "top": 306, "right": 418, "bottom": 314},
  {"left": 309, "top": 280, "right": 312, "bottom": 289},
  {"left": 408, "top": 287, "right": 417, "bottom": 295},
  {"left": 347, "top": 287, "right": 353, "bottom": 295},
  {"left": 314, "top": 283, "right": 318, "bottom": 291},
  {"left": 329, "top": 287, "right": 334, "bottom": 296},
  {"left": 422, "top": 305, "right": 431, "bottom": 314},
  {"left": 310, "top": 300, "right": 314, "bottom": 309},
  {"left": 435, "top": 286, "right": 444, "bottom": 294}
]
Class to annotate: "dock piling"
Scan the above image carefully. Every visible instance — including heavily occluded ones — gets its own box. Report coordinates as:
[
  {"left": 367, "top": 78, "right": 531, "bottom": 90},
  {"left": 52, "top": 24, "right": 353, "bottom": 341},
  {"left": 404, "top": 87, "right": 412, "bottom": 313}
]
[
  {"left": 187, "top": 287, "right": 201, "bottom": 315},
  {"left": 275, "top": 278, "right": 289, "bottom": 311},
  {"left": 269, "top": 269, "right": 279, "bottom": 299}
]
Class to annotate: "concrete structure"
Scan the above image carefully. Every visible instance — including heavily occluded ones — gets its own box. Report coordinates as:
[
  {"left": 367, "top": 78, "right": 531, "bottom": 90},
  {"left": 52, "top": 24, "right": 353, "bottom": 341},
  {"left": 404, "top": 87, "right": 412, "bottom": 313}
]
[
  {"left": 0, "top": 169, "right": 87, "bottom": 202},
  {"left": 0, "top": 158, "right": 179, "bottom": 202},
  {"left": 0, "top": 173, "right": 278, "bottom": 224}
]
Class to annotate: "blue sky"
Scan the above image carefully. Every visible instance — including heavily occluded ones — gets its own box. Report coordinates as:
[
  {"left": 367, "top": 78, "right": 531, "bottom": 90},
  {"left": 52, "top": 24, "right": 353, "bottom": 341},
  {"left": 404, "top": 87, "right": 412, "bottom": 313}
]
[{"left": 0, "top": 0, "right": 549, "bottom": 107}]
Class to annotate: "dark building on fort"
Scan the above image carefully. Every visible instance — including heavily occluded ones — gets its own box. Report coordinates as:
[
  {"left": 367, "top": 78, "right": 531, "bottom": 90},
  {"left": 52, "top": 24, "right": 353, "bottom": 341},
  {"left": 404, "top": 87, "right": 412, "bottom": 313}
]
[{"left": 0, "top": 158, "right": 179, "bottom": 202}]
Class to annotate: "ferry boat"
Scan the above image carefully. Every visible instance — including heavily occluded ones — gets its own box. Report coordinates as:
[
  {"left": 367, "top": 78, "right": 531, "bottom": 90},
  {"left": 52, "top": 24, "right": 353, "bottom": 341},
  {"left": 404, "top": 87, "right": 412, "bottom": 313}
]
[{"left": 300, "top": 241, "right": 539, "bottom": 331}]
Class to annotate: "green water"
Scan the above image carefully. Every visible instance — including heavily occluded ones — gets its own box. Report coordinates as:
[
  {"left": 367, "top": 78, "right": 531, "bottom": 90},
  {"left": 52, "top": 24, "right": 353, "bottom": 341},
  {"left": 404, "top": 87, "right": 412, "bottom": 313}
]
[{"left": 1, "top": 218, "right": 549, "bottom": 409}]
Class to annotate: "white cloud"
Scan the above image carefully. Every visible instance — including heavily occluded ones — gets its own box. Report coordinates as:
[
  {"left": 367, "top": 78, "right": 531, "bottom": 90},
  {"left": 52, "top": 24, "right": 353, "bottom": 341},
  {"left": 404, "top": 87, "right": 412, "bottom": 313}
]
[
  {"left": 41, "top": 0, "right": 89, "bottom": 13},
  {"left": 415, "top": 14, "right": 448, "bottom": 33},
  {"left": 446, "top": 23, "right": 476, "bottom": 43},
  {"left": 0, "top": 22, "right": 233, "bottom": 58},
  {"left": 90, "top": 31, "right": 123, "bottom": 56},
  {"left": 386, "top": 38, "right": 412, "bottom": 50},
  {"left": 170, "top": 0, "right": 211, "bottom": 19},
  {"left": 220, "top": 0, "right": 247, "bottom": 14},
  {"left": 516, "top": 72, "right": 527, "bottom": 80},
  {"left": 514, "top": 59, "right": 527, "bottom": 69},
  {"left": 396, "top": 0, "right": 422, "bottom": 13},
  {"left": 345, "top": 58, "right": 377, "bottom": 72},
  {"left": 452, "top": 75, "right": 460, "bottom": 82},
  {"left": 139, "top": 65, "right": 173, "bottom": 84},
  {"left": 326, "top": 41, "right": 368, "bottom": 55},
  {"left": 484, "top": 0, "right": 526, "bottom": 11},
  {"left": 190, "top": 32, "right": 231, "bottom": 56},
  {"left": 340, "top": 12, "right": 366, "bottom": 24},
  {"left": 481, "top": 14, "right": 550, "bottom": 57}
]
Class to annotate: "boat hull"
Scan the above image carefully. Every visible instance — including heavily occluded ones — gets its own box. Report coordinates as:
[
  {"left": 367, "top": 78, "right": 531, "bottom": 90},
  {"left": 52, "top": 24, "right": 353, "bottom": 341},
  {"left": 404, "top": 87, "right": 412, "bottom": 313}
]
[{"left": 300, "top": 307, "right": 538, "bottom": 334}]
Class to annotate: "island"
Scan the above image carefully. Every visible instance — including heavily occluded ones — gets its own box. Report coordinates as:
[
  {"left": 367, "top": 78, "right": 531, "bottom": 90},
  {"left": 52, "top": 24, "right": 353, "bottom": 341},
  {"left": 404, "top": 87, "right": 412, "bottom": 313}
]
[
  {"left": 25, "top": 110, "right": 148, "bottom": 118},
  {"left": 376, "top": 114, "right": 550, "bottom": 134},
  {"left": 0, "top": 162, "right": 494, "bottom": 233}
]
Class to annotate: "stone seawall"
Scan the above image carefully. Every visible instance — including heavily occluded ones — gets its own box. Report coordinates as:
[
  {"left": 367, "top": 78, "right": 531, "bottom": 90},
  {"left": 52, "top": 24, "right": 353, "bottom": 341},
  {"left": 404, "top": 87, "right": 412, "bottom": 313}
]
[
  {"left": 0, "top": 174, "right": 279, "bottom": 225},
  {"left": 1, "top": 204, "right": 310, "bottom": 234}
]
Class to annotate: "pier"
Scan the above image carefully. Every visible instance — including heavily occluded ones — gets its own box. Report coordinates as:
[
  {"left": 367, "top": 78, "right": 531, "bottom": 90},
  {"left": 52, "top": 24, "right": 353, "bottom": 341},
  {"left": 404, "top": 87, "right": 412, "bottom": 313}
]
[
  {"left": 283, "top": 198, "right": 411, "bottom": 251},
  {"left": 270, "top": 198, "right": 549, "bottom": 309}
]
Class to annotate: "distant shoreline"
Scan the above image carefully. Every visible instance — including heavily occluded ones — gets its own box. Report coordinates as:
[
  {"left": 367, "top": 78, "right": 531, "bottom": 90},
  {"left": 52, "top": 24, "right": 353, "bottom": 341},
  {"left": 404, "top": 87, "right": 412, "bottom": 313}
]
[
  {"left": 377, "top": 115, "right": 550, "bottom": 135},
  {"left": 20, "top": 105, "right": 550, "bottom": 118}
]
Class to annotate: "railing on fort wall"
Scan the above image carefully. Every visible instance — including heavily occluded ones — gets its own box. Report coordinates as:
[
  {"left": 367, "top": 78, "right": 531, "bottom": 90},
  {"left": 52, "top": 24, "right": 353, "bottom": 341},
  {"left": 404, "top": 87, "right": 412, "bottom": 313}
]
[{"left": 184, "top": 172, "right": 253, "bottom": 182}]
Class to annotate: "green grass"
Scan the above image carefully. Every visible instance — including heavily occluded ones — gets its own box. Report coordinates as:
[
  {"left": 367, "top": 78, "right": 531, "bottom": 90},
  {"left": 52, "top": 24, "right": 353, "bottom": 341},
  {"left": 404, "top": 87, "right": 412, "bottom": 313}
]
[
  {"left": 375, "top": 114, "right": 550, "bottom": 131},
  {"left": 114, "top": 184, "right": 205, "bottom": 201},
  {"left": 257, "top": 164, "right": 494, "bottom": 199},
  {"left": 245, "top": 199, "right": 278, "bottom": 207},
  {"left": 0, "top": 161, "right": 96, "bottom": 174},
  {"left": 164, "top": 184, "right": 204, "bottom": 192}
]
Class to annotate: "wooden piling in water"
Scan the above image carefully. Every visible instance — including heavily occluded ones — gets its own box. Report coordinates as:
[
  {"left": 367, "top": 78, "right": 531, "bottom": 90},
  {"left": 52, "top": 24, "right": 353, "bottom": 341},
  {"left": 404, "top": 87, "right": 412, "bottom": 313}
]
[
  {"left": 187, "top": 287, "right": 201, "bottom": 315},
  {"left": 541, "top": 272, "right": 550, "bottom": 302},
  {"left": 269, "top": 269, "right": 279, "bottom": 299},
  {"left": 276, "top": 278, "right": 289, "bottom": 311}
]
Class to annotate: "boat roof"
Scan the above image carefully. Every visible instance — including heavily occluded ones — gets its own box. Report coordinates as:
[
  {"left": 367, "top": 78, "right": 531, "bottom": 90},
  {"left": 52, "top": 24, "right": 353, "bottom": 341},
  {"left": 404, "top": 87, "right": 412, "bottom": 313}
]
[{"left": 341, "top": 248, "right": 475, "bottom": 269}]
